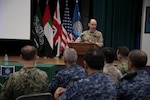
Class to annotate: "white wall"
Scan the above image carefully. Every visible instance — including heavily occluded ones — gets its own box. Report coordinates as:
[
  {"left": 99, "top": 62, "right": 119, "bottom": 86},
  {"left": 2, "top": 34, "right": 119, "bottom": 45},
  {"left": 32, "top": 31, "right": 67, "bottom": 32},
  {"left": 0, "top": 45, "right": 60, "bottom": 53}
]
[
  {"left": 0, "top": 0, "right": 30, "bottom": 40},
  {"left": 141, "top": 0, "right": 150, "bottom": 64}
]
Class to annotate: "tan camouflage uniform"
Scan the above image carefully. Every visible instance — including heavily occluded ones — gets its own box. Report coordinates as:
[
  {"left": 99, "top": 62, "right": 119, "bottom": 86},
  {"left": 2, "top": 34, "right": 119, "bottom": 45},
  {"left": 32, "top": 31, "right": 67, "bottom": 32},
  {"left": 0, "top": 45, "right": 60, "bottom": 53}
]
[{"left": 77, "top": 30, "right": 103, "bottom": 44}]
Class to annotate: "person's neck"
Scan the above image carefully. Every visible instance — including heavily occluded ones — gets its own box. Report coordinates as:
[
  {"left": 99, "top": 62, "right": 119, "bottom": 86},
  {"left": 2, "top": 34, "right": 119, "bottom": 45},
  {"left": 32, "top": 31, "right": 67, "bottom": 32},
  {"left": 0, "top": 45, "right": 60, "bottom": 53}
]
[
  {"left": 89, "top": 30, "right": 96, "bottom": 33},
  {"left": 65, "top": 62, "right": 76, "bottom": 68},
  {"left": 23, "top": 61, "right": 35, "bottom": 68},
  {"left": 88, "top": 69, "right": 102, "bottom": 76},
  {"left": 119, "top": 57, "right": 128, "bottom": 63},
  {"left": 130, "top": 67, "right": 145, "bottom": 73}
]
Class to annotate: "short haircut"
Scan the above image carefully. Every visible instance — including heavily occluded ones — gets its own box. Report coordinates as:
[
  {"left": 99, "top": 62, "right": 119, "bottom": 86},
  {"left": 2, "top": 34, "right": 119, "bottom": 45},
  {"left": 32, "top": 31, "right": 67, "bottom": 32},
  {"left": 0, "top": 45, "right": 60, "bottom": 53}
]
[
  {"left": 128, "top": 49, "right": 147, "bottom": 69},
  {"left": 63, "top": 48, "right": 78, "bottom": 64},
  {"left": 84, "top": 48, "right": 105, "bottom": 70},
  {"left": 117, "top": 46, "right": 129, "bottom": 57},
  {"left": 21, "top": 45, "right": 37, "bottom": 61},
  {"left": 101, "top": 47, "right": 116, "bottom": 63}
]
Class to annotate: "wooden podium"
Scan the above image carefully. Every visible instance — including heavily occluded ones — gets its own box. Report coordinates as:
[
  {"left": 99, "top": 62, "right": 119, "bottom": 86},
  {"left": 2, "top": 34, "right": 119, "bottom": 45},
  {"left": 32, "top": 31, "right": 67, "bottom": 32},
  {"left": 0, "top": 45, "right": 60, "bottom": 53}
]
[{"left": 68, "top": 42, "right": 96, "bottom": 67}]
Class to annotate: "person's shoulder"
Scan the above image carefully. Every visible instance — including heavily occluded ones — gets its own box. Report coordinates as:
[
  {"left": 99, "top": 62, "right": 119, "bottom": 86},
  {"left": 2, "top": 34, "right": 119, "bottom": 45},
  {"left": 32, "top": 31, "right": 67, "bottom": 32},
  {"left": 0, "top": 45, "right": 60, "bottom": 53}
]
[
  {"left": 82, "top": 30, "right": 89, "bottom": 34},
  {"left": 83, "top": 30, "right": 89, "bottom": 33},
  {"left": 34, "top": 68, "right": 48, "bottom": 76},
  {"left": 95, "top": 30, "right": 102, "bottom": 34},
  {"left": 120, "top": 72, "right": 137, "bottom": 81}
]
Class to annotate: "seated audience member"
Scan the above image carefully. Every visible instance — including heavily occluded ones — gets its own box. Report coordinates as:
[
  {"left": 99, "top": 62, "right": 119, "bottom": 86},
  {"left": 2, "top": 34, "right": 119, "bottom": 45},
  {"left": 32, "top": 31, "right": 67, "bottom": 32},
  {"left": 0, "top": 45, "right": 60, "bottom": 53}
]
[
  {"left": 117, "top": 49, "right": 150, "bottom": 100},
  {"left": 47, "top": 48, "right": 87, "bottom": 95},
  {"left": 102, "top": 47, "right": 122, "bottom": 85},
  {"left": 54, "top": 48, "right": 116, "bottom": 100},
  {"left": 0, "top": 45, "right": 49, "bottom": 100},
  {"left": 75, "top": 18, "right": 103, "bottom": 47},
  {"left": 116, "top": 46, "right": 129, "bottom": 74}
]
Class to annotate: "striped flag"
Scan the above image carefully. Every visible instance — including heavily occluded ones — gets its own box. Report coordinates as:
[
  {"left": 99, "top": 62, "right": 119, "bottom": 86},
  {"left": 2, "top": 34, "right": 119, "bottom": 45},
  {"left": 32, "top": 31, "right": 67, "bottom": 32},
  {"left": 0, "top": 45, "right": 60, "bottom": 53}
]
[
  {"left": 32, "top": 1, "right": 44, "bottom": 56},
  {"left": 72, "top": 0, "right": 83, "bottom": 40},
  {"left": 62, "top": 1, "right": 73, "bottom": 42},
  {"left": 42, "top": 1, "right": 53, "bottom": 57},
  {"left": 53, "top": 0, "right": 68, "bottom": 57}
]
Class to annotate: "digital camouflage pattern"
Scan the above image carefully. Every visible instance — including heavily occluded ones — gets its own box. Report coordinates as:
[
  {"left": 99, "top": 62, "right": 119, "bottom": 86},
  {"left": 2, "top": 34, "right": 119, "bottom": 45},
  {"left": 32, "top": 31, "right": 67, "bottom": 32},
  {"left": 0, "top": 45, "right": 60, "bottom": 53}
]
[
  {"left": 117, "top": 70, "right": 150, "bottom": 100},
  {"left": 103, "top": 63, "right": 122, "bottom": 85},
  {"left": 117, "top": 60, "right": 128, "bottom": 75},
  {"left": 77, "top": 30, "right": 103, "bottom": 44},
  {"left": 47, "top": 64, "right": 87, "bottom": 95},
  {"left": 59, "top": 72, "right": 116, "bottom": 100},
  {"left": 0, "top": 67, "right": 49, "bottom": 100}
]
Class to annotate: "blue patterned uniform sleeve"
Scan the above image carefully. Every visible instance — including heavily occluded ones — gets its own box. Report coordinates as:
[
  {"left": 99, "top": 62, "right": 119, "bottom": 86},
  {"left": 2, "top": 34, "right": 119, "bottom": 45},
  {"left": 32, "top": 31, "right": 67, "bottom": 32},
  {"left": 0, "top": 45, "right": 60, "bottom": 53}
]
[
  {"left": 59, "top": 72, "right": 116, "bottom": 100},
  {"left": 47, "top": 64, "right": 87, "bottom": 95}
]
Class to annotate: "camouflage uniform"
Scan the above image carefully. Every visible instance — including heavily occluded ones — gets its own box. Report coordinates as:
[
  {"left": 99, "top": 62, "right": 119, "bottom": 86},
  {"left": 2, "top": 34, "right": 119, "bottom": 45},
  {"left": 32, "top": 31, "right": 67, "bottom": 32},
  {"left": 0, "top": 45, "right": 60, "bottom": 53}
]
[
  {"left": 59, "top": 72, "right": 116, "bottom": 100},
  {"left": 47, "top": 64, "right": 87, "bottom": 95},
  {"left": 117, "top": 70, "right": 150, "bottom": 100},
  {"left": 117, "top": 60, "right": 128, "bottom": 75},
  {"left": 0, "top": 67, "right": 49, "bottom": 100},
  {"left": 77, "top": 30, "right": 103, "bottom": 44},
  {"left": 103, "top": 63, "right": 122, "bottom": 85}
]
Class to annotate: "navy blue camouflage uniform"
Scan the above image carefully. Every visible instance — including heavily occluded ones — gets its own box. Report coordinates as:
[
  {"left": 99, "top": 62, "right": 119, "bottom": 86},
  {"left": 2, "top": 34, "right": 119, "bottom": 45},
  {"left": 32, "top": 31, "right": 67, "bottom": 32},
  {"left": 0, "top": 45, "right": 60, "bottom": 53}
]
[
  {"left": 59, "top": 72, "right": 116, "bottom": 100},
  {"left": 47, "top": 64, "right": 87, "bottom": 95},
  {"left": 117, "top": 70, "right": 150, "bottom": 100}
]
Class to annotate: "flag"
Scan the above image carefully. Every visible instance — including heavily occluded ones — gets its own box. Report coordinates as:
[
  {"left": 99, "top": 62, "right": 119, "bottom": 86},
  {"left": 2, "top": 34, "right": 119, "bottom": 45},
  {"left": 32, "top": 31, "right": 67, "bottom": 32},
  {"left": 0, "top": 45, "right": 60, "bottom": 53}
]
[
  {"left": 62, "top": 1, "right": 73, "bottom": 42},
  {"left": 53, "top": 0, "right": 68, "bottom": 57},
  {"left": 1, "top": 66, "right": 15, "bottom": 76},
  {"left": 42, "top": 1, "right": 53, "bottom": 58},
  {"left": 32, "top": 1, "right": 44, "bottom": 56},
  {"left": 72, "top": 0, "right": 83, "bottom": 40}
]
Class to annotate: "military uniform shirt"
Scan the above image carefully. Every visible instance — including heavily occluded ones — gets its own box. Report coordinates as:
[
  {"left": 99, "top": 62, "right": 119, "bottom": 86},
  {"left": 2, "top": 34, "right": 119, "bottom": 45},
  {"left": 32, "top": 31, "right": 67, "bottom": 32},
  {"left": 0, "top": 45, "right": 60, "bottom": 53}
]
[
  {"left": 117, "top": 60, "right": 128, "bottom": 75},
  {"left": 77, "top": 30, "right": 103, "bottom": 44},
  {"left": 59, "top": 72, "right": 116, "bottom": 100},
  {"left": 47, "top": 64, "right": 87, "bottom": 95},
  {"left": 0, "top": 67, "right": 49, "bottom": 100},
  {"left": 117, "top": 70, "right": 150, "bottom": 100},
  {"left": 103, "top": 63, "right": 122, "bottom": 85}
]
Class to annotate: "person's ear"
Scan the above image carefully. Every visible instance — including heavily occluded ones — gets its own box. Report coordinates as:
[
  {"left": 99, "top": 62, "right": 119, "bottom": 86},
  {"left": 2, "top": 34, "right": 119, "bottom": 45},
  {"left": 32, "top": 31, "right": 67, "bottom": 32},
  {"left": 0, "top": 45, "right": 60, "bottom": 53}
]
[
  {"left": 88, "top": 23, "right": 90, "bottom": 27},
  {"left": 83, "top": 60, "right": 88, "bottom": 69},
  {"left": 128, "top": 60, "right": 133, "bottom": 69},
  {"left": 20, "top": 54, "right": 22, "bottom": 59},
  {"left": 34, "top": 55, "right": 37, "bottom": 60}
]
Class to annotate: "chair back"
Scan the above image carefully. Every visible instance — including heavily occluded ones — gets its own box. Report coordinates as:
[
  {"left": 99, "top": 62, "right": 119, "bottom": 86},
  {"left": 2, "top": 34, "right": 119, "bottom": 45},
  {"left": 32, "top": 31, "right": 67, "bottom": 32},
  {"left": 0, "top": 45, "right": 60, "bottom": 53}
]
[{"left": 15, "top": 93, "right": 53, "bottom": 100}]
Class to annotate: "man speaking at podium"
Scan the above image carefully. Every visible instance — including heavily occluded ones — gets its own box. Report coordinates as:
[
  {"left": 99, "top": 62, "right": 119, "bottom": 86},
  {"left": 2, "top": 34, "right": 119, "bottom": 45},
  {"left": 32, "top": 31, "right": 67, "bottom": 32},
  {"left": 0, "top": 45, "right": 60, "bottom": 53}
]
[{"left": 75, "top": 19, "right": 103, "bottom": 47}]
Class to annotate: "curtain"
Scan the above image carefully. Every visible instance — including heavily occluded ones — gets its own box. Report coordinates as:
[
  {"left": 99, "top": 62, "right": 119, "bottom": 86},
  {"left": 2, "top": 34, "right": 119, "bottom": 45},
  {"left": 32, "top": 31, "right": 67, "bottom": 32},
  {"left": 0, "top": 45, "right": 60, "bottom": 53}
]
[{"left": 93, "top": 0, "right": 143, "bottom": 50}]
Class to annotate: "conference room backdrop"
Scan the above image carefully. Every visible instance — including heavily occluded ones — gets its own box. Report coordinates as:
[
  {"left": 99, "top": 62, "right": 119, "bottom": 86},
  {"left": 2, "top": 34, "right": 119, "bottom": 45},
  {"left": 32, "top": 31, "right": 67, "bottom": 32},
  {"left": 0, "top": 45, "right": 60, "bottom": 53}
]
[
  {"left": 92, "top": 0, "right": 143, "bottom": 50},
  {"left": 0, "top": 0, "right": 143, "bottom": 56}
]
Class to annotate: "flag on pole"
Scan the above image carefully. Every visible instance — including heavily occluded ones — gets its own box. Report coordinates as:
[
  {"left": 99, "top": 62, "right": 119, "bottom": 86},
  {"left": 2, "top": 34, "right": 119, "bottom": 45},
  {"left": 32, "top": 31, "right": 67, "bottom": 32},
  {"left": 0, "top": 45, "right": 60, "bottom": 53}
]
[
  {"left": 72, "top": 0, "right": 83, "bottom": 40},
  {"left": 53, "top": 0, "right": 68, "bottom": 57},
  {"left": 32, "top": 1, "right": 44, "bottom": 56},
  {"left": 42, "top": 0, "right": 53, "bottom": 58},
  {"left": 62, "top": 0, "right": 73, "bottom": 42}
]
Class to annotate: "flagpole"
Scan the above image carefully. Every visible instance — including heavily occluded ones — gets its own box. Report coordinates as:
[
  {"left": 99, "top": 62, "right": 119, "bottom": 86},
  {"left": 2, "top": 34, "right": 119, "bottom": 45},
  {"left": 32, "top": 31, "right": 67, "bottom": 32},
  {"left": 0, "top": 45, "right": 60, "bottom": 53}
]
[
  {"left": 66, "top": 0, "right": 68, "bottom": 3},
  {"left": 46, "top": 0, "right": 49, "bottom": 4},
  {"left": 76, "top": 0, "right": 78, "bottom": 3}
]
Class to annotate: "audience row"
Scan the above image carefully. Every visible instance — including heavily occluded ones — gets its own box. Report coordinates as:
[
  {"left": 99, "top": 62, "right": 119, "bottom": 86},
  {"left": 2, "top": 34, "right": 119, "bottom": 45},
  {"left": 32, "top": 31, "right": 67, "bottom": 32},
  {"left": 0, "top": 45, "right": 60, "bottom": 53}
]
[{"left": 0, "top": 45, "right": 150, "bottom": 100}]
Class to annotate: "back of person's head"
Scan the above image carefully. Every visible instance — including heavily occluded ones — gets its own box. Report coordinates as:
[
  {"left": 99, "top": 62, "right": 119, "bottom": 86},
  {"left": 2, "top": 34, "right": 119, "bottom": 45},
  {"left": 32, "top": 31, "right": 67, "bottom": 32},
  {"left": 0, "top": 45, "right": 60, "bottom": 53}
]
[
  {"left": 21, "top": 45, "right": 37, "bottom": 61},
  {"left": 101, "top": 47, "right": 116, "bottom": 63},
  {"left": 128, "top": 49, "right": 147, "bottom": 69},
  {"left": 117, "top": 46, "right": 129, "bottom": 57},
  {"left": 63, "top": 48, "right": 78, "bottom": 64},
  {"left": 84, "top": 48, "right": 104, "bottom": 70}
]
